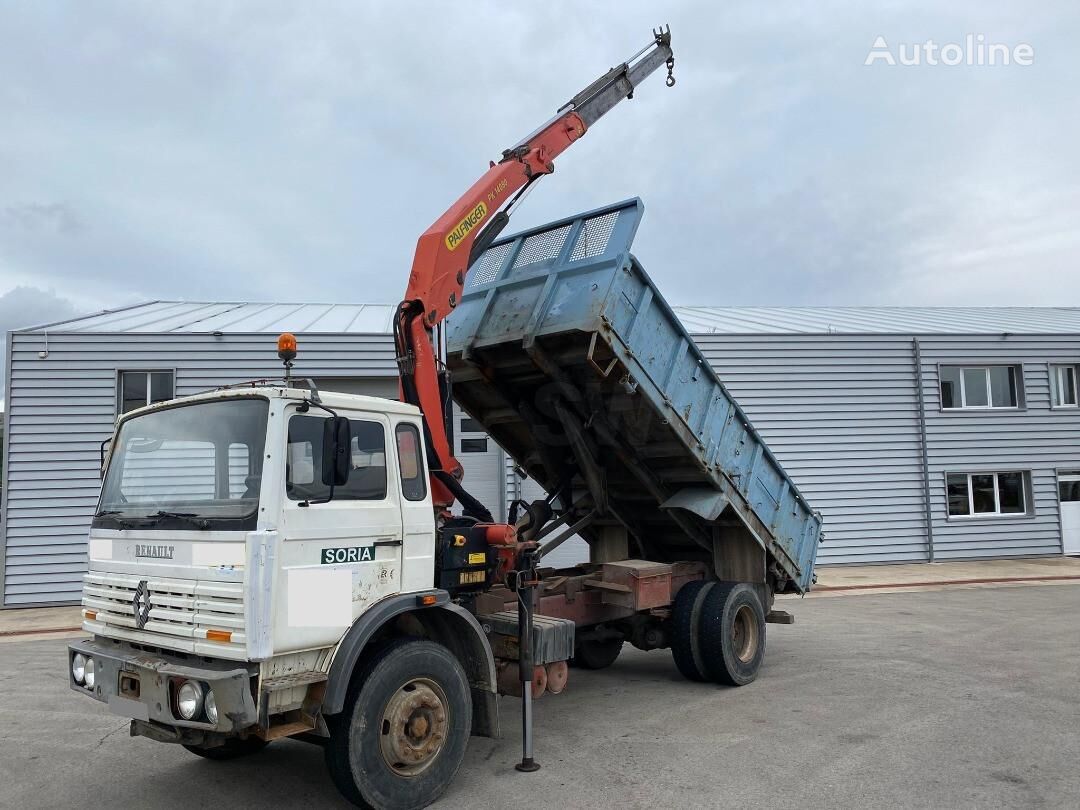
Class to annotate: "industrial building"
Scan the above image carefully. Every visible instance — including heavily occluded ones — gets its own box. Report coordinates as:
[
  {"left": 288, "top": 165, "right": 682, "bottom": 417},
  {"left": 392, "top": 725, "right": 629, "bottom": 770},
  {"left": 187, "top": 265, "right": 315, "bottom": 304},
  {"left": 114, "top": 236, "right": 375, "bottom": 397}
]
[{"left": 3, "top": 301, "right": 1079, "bottom": 607}]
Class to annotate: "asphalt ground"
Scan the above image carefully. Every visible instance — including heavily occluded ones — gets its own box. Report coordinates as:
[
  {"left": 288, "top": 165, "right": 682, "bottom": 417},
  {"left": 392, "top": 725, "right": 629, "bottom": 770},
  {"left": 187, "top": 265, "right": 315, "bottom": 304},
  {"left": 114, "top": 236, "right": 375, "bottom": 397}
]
[{"left": 2, "top": 582, "right": 1077, "bottom": 809}]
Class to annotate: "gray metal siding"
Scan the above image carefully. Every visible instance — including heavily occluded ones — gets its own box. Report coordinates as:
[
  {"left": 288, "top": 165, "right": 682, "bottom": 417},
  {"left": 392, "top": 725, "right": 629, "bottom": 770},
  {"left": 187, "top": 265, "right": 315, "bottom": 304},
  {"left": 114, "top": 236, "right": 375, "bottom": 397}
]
[
  {"left": 7, "top": 326, "right": 1078, "bottom": 606},
  {"left": 2, "top": 332, "right": 397, "bottom": 606},
  {"left": 920, "top": 336, "right": 1080, "bottom": 559},
  {"left": 695, "top": 335, "right": 929, "bottom": 564}
]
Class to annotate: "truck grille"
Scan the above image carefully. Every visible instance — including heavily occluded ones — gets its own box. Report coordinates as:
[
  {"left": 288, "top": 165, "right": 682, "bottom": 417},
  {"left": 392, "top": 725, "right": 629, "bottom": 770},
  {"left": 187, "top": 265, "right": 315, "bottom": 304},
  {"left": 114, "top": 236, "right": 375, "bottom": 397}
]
[{"left": 83, "top": 571, "right": 247, "bottom": 659}]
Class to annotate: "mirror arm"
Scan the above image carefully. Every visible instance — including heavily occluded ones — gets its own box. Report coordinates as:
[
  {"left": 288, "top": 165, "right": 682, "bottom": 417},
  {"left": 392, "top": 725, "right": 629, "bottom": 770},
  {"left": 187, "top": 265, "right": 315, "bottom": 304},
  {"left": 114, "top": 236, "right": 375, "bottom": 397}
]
[{"left": 301, "top": 399, "right": 338, "bottom": 417}]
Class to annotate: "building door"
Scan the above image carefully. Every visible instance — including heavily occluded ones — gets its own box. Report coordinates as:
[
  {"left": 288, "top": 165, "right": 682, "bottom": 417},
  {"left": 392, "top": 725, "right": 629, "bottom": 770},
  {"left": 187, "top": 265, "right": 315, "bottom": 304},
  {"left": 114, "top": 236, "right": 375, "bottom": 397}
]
[
  {"left": 454, "top": 405, "right": 504, "bottom": 520},
  {"left": 1059, "top": 472, "right": 1080, "bottom": 556}
]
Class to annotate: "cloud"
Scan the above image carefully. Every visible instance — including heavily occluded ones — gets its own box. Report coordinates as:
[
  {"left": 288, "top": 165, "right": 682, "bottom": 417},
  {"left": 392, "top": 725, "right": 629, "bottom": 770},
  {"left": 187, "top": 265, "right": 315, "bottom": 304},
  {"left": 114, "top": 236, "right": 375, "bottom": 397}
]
[
  {"left": 0, "top": 1, "right": 1076, "bottom": 311},
  {"left": 2, "top": 203, "right": 82, "bottom": 235}
]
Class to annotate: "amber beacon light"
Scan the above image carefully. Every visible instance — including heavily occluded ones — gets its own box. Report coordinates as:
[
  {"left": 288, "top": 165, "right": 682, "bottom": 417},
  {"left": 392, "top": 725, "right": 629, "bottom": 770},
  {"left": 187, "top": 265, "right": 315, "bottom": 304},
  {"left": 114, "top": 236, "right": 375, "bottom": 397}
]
[
  {"left": 277, "top": 332, "right": 298, "bottom": 382},
  {"left": 277, "top": 332, "right": 297, "bottom": 361}
]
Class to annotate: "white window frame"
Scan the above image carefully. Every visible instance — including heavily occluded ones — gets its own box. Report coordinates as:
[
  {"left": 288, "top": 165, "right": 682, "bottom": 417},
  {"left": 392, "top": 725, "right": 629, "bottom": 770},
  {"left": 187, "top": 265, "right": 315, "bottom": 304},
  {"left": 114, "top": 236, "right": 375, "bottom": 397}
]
[
  {"left": 116, "top": 369, "right": 176, "bottom": 416},
  {"left": 946, "top": 471, "right": 1028, "bottom": 519},
  {"left": 1050, "top": 364, "right": 1079, "bottom": 409},
  {"left": 939, "top": 365, "right": 1020, "bottom": 410}
]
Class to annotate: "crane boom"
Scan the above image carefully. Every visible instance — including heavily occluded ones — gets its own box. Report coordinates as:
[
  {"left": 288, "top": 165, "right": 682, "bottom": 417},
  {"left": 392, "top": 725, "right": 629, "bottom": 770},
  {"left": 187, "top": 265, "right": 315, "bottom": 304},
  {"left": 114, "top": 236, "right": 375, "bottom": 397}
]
[{"left": 396, "top": 27, "right": 675, "bottom": 516}]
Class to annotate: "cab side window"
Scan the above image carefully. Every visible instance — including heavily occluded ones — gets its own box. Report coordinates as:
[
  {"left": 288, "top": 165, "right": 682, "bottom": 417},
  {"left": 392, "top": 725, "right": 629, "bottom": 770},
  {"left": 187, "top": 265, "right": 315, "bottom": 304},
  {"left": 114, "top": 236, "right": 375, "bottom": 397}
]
[{"left": 286, "top": 415, "right": 387, "bottom": 501}]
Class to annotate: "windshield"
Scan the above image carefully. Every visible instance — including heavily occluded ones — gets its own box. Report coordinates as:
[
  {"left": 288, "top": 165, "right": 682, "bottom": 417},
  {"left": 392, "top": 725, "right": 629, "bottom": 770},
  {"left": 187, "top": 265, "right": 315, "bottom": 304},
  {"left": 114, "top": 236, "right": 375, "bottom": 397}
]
[{"left": 95, "top": 397, "right": 269, "bottom": 531}]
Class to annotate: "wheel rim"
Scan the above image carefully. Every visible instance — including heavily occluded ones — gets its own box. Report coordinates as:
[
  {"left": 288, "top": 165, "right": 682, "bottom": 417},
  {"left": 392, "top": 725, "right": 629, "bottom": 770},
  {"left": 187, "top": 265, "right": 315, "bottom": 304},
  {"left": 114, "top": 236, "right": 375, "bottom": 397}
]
[
  {"left": 378, "top": 677, "right": 449, "bottom": 777},
  {"left": 731, "top": 604, "right": 759, "bottom": 663}
]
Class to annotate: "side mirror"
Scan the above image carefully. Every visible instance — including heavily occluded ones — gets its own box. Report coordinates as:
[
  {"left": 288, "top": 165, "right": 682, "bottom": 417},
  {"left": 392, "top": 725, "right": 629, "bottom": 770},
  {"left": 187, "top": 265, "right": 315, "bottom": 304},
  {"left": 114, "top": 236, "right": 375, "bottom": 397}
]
[{"left": 321, "top": 416, "right": 351, "bottom": 487}]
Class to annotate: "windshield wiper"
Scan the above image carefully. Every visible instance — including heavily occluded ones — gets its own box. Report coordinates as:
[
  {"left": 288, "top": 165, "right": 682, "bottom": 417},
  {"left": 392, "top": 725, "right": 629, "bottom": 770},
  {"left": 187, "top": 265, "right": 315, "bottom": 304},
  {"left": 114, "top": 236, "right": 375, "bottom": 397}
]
[
  {"left": 146, "top": 510, "right": 210, "bottom": 530},
  {"left": 94, "top": 509, "right": 136, "bottom": 528}
]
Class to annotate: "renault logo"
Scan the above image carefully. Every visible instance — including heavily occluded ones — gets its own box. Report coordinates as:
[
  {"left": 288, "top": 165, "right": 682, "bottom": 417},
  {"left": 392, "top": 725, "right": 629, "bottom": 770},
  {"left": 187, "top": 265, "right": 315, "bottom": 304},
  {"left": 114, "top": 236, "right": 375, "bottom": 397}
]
[{"left": 132, "top": 580, "right": 152, "bottom": 629}]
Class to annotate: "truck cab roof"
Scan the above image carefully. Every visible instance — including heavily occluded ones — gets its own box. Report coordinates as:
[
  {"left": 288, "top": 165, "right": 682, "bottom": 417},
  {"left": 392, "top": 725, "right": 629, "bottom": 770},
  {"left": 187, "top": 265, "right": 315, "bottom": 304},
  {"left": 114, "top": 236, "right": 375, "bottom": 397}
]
[{"left": 118, "top": 384, "right": 422, "bottom": 422}]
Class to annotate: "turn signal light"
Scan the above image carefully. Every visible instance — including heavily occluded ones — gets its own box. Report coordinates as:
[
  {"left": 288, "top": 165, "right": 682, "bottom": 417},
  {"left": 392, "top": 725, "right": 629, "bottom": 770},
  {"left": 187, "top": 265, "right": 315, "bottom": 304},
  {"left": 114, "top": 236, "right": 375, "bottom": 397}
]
[
  {"left": 83, "top": 609, "right": 97, "bottom": 621},
  {"left": 418, "top": 594, "right": 438, "bottom": 606},
  {"left": 205, "top": 629, "right": 233, "bottom": 643}
]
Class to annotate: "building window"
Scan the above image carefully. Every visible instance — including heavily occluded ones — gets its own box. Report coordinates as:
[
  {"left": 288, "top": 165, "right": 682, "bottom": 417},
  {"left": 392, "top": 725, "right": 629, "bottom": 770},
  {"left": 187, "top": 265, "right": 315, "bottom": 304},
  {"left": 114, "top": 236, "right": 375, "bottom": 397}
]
[
  {"left": 1050, "top": 364, "right": 1078, "bottom": 408},
  {"left": 460, "top": 417, "right": 483, "bottom": 433},
  {"left": 460, "top": 437, "right": 488, "bottom": 453},
  {"left": 117, "top": 370, "right": 174, "bottom": 414},
  {"left": 1060, "top": 477, "right": 1080, "bottom": 503},
  {"left": 939, "top": 366, "right": 1019, "bottom": 409},
  {"left": 946, "top": 471, "right": 1028, "bottom": 517}
]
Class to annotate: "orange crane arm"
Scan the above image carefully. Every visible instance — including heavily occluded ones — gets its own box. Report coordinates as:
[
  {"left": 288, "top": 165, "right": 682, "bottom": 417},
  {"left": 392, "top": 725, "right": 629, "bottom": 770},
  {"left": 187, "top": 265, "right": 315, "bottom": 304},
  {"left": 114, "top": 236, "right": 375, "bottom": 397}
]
[{"left": 396, "top": 28, "right": 675, "bottom": 517}]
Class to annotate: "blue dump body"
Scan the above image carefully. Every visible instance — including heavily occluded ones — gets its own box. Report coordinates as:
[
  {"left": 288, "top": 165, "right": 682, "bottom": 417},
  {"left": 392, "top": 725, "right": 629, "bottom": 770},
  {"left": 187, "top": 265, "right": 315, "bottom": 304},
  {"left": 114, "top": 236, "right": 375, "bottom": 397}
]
[{"left": 446, "top": 199, "right": 822, "bottom": 594}]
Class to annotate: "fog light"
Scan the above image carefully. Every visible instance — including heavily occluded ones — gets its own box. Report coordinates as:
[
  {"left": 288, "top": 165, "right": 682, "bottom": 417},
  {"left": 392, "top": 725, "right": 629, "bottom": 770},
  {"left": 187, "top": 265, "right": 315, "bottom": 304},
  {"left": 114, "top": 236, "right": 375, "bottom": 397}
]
[
  {"left": 72, "top": 653, "right": 86, "bottom": 685},
  {"left": 177, "top": 680, "right": 203, "bottom": 720},
  {"left": 204, "top": 689, "right": 218, "bottom": 725},
  {"left": 84, "top": 657, "right": 96, "bottom": 689}
]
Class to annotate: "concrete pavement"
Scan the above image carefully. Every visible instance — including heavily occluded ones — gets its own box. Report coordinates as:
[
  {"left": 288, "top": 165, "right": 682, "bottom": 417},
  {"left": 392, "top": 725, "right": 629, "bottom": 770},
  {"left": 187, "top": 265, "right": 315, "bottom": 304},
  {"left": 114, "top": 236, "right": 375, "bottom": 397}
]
[{"left": 2, "top": 583, "right": 1078, "bottom": 808}]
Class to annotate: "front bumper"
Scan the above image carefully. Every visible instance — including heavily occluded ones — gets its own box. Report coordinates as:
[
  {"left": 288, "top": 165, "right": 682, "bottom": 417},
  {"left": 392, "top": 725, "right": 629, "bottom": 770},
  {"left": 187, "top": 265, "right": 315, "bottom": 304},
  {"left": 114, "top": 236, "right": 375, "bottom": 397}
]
[{"left": 68, "top": 637, "right": 259, "bottom": 735}]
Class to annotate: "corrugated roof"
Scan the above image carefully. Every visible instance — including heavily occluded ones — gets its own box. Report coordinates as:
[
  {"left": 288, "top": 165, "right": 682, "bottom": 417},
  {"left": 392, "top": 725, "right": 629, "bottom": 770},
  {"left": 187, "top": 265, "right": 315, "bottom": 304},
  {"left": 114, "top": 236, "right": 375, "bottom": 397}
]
[
  {"left": 672, "top": 306, "right": 1080, "bottom": 335},
  {"left": 20, "top": 301, "right": 398, "bottom": 334},
  {"left": 18, "top": 301, "right": 1080, "bottom": 336}
]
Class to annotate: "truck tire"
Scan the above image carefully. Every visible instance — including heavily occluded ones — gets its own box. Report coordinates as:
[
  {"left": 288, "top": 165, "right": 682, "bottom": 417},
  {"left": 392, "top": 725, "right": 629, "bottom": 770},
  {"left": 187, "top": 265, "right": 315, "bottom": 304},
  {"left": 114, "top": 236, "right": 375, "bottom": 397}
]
[
  {"left": 324, "top": 637, "right": 472, "bottom": 810},
  {"left": 182, "top": 737, "right": 269, "bottom": 760},
  {"left": 698, "top": 582, "right": 766, "bottom": 686},
  {"left": 572, "top": 638, "right": 623, "bottom": 670},
  {"left": 670, "top": 579, "right": 715, "bottom": 682}
]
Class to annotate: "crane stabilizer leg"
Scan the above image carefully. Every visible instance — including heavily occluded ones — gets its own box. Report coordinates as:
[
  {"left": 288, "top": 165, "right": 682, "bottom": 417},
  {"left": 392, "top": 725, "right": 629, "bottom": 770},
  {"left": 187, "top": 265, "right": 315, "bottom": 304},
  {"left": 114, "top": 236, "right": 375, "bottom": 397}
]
[{"left": 514, "top": 546, "right": 541, "bottom": 773}]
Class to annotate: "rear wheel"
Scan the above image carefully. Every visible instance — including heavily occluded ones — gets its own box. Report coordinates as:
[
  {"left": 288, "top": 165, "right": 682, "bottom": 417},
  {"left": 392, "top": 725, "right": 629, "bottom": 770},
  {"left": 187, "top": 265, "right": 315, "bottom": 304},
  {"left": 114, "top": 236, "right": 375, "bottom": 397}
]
[
  {"left": 670, "top": 579, "right": 715, "bottom": 682},
  {"left": 572, "top": 638, "right": 623, "bottom": 670},
  {"left": 324, "top": 638, "right": 471, "bottom": 810},
  {"left": 183, "top": 737, "right": 269, "bottom": 760},
  {"left": 698, "top": 582, "right": 766, "bottom": 686}
]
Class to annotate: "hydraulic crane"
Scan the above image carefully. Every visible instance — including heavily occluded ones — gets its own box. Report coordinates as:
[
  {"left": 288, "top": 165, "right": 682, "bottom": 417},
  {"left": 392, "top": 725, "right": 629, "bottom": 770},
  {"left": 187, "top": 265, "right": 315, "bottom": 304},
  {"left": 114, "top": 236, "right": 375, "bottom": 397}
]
[{"left": 395, "top": 27, "right": 676, "bottom": 522}]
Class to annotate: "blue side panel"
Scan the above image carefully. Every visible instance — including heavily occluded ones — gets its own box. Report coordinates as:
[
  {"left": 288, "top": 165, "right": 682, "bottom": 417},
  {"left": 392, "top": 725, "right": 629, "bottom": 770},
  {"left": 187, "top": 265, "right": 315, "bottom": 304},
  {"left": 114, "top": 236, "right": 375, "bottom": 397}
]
[
  {"left": 447, "top": 199, "right": 822, "bottom": 592},
  {"left": 452, "top": 200, "right": 645, "bottom": 351}
]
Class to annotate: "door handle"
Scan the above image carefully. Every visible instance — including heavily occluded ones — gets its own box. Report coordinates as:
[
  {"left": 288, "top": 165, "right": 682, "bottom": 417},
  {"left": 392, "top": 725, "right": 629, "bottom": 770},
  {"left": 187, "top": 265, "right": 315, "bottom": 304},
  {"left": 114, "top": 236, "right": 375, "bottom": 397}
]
[{"left": 373, "top": 538, "right": 403, "bottom": 547}]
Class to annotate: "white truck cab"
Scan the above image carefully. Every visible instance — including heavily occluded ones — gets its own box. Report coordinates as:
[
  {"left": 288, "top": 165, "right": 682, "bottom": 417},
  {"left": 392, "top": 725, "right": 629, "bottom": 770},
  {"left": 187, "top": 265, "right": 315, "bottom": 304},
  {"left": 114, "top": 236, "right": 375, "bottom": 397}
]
[{"left": 69, "top": 385, "right": 501, "bottom": 808}]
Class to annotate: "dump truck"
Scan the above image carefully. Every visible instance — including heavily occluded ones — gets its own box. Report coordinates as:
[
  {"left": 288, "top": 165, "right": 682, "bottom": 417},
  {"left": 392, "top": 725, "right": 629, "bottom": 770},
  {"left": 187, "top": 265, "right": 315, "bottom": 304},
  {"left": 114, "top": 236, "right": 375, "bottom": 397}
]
[{"left": 66, "top": 28, "right": 822, "bottom": 810}]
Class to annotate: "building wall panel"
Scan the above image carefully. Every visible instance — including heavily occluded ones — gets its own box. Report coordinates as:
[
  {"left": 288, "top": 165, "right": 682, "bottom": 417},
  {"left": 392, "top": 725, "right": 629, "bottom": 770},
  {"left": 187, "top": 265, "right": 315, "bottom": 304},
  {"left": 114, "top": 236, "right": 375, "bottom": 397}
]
[
  {"left": 919, "top": 335, "right": 1080, "bottom": 559},
  {"left": 695, "top": 334, "right": 929, "bottom": 565}
]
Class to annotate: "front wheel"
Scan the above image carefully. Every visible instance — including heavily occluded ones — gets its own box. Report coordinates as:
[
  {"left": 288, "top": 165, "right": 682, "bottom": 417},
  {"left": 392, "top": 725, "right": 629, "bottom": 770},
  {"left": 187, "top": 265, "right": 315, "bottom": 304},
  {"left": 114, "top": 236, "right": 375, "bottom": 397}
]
[{"left": 325, "top": 638, "right": 472, "bottom": 810}]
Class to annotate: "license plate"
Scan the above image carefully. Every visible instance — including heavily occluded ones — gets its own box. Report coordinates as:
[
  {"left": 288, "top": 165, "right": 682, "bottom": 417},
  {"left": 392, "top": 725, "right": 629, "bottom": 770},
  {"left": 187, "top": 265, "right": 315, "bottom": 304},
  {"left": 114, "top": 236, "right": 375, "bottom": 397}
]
[{"left": 459, "top": 570, "right": 485, "bottom": 585}]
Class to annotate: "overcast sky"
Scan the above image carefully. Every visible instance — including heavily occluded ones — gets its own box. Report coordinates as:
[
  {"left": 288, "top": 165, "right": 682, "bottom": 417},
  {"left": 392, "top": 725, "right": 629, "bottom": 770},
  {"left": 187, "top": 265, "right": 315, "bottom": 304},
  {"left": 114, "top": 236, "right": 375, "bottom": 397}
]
[{"left": 1, "top": 1, "right": 1077, "bottom": 332}]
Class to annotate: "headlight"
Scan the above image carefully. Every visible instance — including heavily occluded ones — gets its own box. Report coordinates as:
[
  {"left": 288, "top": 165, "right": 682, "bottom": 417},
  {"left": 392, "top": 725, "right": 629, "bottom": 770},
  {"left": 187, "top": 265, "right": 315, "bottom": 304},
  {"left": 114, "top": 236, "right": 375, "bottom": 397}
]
[
  {"left": 176, "top": 680, "right": 203, "bottom": 720},
  {"left": 84, "top": 657, "right": 96, "bottom": 689},
  {"left": 72, "top": 653, "right": 86, "bottom": 685},
  {"left": 204, "top": 689, "right": 218, "bottom": 725}
]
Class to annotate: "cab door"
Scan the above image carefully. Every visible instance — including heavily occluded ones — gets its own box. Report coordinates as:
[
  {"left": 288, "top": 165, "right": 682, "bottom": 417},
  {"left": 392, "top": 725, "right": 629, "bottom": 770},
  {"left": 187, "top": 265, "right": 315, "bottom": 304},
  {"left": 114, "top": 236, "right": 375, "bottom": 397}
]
[
  {"left": 275, "top": 408, "right": 403, "bottom": 653},
  {"left": 392, "top": 419, "right": 437, "bottom": 592}
]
